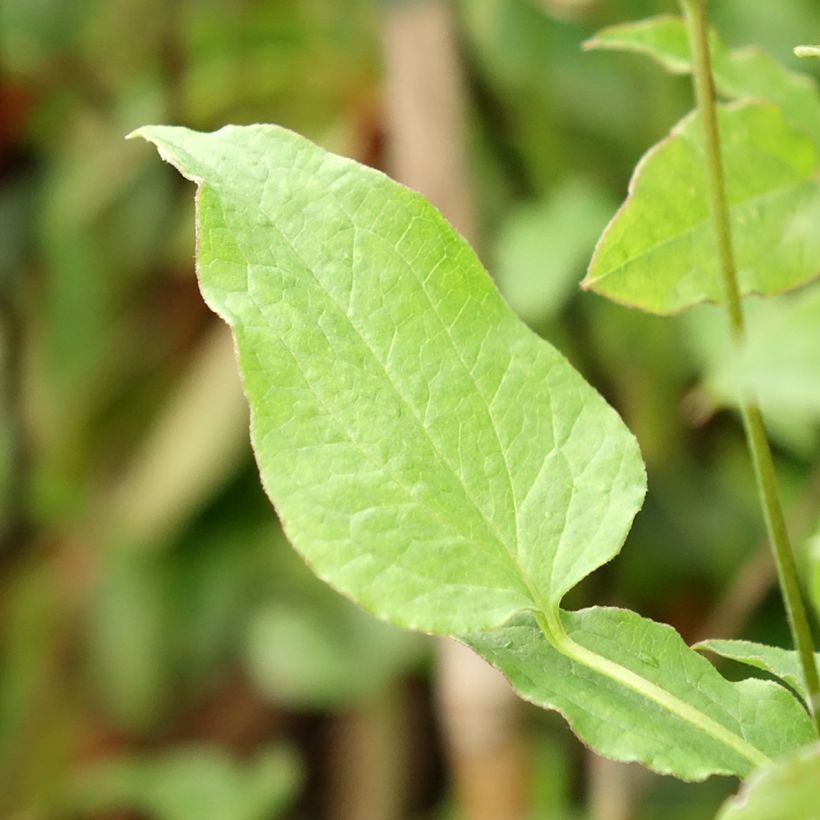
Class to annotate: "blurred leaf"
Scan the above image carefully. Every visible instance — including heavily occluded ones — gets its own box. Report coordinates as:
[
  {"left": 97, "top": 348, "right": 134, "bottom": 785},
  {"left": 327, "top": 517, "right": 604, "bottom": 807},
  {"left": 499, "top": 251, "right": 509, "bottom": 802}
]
[
  {"left": 585, "top": 15, "right": 699, "bottom": 75},
  {"left": 716, "top": 744, "right": 820, "bottom": 820},
  {"left": 70, "top": 744, "right": 301, "bottom": 820},
  {"left": 86, "top": 549, "right": 172, "bottom": 732},
  {"left": 683, "top": 284, "right": 820, "bottom": 458},
  {"left": 244, "top": 593, "right": 422, "bottom": 711},
  {"left": 695, "top": 638, "right": 819, "bottom": 704},
  {"left": 493, "top": 180, "right": 615, "bottom": 325},
  {"left": 723, "top": 284, "right": 820, "bottom": 419},
  {"left": 586, "top": 15, "right": 820, "bottom": 147},
  {"left": 584, "top": 102, "right": 820, "bottom": 314}
]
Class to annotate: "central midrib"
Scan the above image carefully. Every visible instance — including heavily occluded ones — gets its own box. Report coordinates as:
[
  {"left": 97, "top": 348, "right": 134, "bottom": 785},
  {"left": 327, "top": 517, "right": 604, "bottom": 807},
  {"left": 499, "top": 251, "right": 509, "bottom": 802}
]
[{"left": 532, "top": 606, "right": 770, "bottom": 769}]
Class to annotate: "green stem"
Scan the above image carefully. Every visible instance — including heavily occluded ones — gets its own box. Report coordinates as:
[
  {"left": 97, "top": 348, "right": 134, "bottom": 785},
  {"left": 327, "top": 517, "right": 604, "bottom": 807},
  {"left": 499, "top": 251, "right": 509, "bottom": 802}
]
[{"left": 680, "top": 0, "right": 820, "bottom": 734}]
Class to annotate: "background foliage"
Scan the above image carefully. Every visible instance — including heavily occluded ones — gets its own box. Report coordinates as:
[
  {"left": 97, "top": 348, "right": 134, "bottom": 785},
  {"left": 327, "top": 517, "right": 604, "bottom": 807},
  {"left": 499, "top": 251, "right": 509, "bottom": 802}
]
[{"left": 1, "top": 0, "right": 819, "bottom": 818}]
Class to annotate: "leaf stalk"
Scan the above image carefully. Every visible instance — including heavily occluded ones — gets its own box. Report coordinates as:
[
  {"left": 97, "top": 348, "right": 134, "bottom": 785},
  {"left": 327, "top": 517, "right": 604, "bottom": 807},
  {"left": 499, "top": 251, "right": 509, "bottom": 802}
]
[{"left": 680, "top": 0, "right": 820, "bottom": 734}]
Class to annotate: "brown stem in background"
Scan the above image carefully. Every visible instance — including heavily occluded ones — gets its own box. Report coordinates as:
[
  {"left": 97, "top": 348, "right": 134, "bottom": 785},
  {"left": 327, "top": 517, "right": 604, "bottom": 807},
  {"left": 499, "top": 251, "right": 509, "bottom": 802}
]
[
  {"left": 587, "top": 753, "right": 633, "bottom": 820},
  {"left": 325, "top": 688, "right": 411, "bottom": 820},
  {"left": 382, "top": 2, "right": 528, "bottom": 818}
]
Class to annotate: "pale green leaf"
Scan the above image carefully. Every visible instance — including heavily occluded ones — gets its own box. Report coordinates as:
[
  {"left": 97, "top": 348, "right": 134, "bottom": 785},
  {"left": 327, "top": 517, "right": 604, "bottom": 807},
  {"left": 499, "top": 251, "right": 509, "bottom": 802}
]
[
  {"left": 133, "top": 124, "right": 814, "bottom": 780},
  {"left": 584, "top": 102, "right": 820, "bottom": 314},
  {"left": 494, "top": 180, "right": 615, "bottom": 325},
  {"left": 728, "top": 284, "right": 820, "bottom": 418},
  {"left": 133, "top": 123, "right": 646, "bottom": 634},
  {"left": 586, "top": 16, "right": 820, "bottom": 146},
  {"left": 464, "top": 608, "right": 814, "bottom": 781},
  {"left": 695, "top": 638, "right": 820, "bottom": 705},
  {"left": 689, "top": 284, "right": 820, "bottom": 425},
  {"left": 583, "top": 15, "right": 701, "bottom": 75},
  {"left": 716, "top": 744, "right": 820, "bottom": 820},
  {"left": 70, "top": 745, "right": 301, "bottom": 820},
  {"left": 244, "top": 596, "right": 423, "bottom": 711}
]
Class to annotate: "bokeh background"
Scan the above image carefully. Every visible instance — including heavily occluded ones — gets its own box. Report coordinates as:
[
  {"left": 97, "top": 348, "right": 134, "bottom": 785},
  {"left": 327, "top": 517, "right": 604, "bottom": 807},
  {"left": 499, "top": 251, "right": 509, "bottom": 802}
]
[{"left": 2, "top": 1, "right": 819, "bottom": 818}]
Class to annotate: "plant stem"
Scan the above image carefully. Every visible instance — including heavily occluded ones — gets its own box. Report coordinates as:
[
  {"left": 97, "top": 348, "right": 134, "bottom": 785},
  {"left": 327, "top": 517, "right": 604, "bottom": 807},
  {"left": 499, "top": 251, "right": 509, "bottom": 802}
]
[{"left": 680, "top": 0, "right": 820, "bottom": 733}]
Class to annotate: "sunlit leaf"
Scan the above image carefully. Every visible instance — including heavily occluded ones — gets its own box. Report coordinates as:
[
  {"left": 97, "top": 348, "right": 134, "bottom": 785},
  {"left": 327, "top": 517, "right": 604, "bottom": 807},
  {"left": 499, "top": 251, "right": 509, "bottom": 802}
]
[
  {"left": 134, "top": 123, "right": 647, "bottom": 633},
  {"left": 134, "top": 124, "right": 814, "bottom": 780}
]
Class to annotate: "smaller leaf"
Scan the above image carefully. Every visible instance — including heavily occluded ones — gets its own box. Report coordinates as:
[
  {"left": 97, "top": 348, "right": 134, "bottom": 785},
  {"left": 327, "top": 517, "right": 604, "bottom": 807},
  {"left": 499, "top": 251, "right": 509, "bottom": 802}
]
[
  {"left": 584, "top": 14, "right": 705, "bottom": 75},
  {"left": 586, "top": 16, "right": 820, "bottom": 147},
  {"left": 694, "top": 283, "right": 820, "bottom": 423},
  {"left": 584, "top": 102, "right": 820, "bottom": 314},
  {"left": 244, "top": 596, "right": 423, "bottom": 711},
  {"left": 795, "top": 45, "right": 820, "bottom": 60},
  {"left": 70, "top": 745, "right": 302, "bottom": 820},
  {"left": 716, "top": 744, "right": 820, "bottom": 820},
  {"left": 695, "top": 638, "right": 820, "bottom": 705}
]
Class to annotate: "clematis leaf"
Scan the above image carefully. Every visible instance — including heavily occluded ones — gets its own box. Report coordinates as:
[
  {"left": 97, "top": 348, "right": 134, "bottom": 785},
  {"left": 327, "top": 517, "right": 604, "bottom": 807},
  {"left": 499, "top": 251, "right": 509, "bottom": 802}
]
[
  {"left": 133, "top": 123, "right": 814, "bottom": 780},
  {"left": 583, "top": 102, "right": 820, "bottom": 314}
]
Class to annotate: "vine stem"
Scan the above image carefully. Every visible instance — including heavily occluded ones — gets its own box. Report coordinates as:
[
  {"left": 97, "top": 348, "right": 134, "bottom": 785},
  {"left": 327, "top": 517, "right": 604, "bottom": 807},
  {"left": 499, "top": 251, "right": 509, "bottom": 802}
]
[{"left": 680, "top": 0, "right": 820, "bottom": 734}]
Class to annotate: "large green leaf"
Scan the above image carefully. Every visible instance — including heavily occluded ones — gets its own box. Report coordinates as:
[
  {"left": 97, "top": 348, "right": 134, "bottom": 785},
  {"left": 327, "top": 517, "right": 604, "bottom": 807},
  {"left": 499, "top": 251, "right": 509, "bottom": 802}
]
[
  {"left": 583, "top": 102, "right": 820, "bottom": 314},
  {"left": 133, "top": 124, "right": 814, "bottom": 779},
  {"left": 716, "top": 744, "right": 820, "bottom": 820},
  {"left": 134, "top": 123, "right": 647, "bottom": 633},
  {"left": 585, "top": 15, "right": 820, "bottom": 147}
]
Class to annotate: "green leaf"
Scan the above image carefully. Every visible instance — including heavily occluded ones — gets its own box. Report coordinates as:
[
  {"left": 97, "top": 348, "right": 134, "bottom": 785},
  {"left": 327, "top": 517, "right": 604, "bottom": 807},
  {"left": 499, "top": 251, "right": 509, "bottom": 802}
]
[
  {"left": 133, "top": 122, "right": 647, "bottom": 634},
  {"left": 726, "top": 284, "right": 820, "bottom": 418},
  {"left": 584, "top": 15, "right": 701, "bottom": 75},
  {"left": 464, "top": 608, "right": 813, "bottom": 781},
  {"left": 494, "top": 180, "right": 615, "bottom": 326},
  {"left": 583, "top": 102, "right": 820, "bottom": 314},
  {"left": 586, "top": 16, "right": 820, "bottom": 146},
  {"left": 716, "top": 744, "right": 820, "bottom": 820},
  {"left": 695, "top": 638, "right": 820, "bottom": 705},
  {"left": 70, "top": 745, "right": 301, "bottom": 820},
  {"left": 244, "top": 595, "right": 423, "bottom": 711},
  {"left": 687, "top": 285, "right": 820, "bottom": 432},
  {"left": 133, "top": 124, "right": 814, "bottom": 780}
]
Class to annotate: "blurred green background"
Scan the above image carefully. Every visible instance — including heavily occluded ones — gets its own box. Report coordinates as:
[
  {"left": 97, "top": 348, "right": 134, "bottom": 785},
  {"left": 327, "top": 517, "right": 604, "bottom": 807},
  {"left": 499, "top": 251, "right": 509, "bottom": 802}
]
[{"left": 1, "top": 0, "right": 819, "bottom": 818}]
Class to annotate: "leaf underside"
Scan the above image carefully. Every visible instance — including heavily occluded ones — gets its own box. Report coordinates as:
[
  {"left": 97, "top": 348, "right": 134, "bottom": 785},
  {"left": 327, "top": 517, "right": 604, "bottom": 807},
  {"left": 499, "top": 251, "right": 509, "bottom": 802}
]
[
  {"left": 134, "top": 124, "right": 814, "bottom": 780},
  {"left": 696, "top": 638, "right": 820, "bottom": 706}
]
